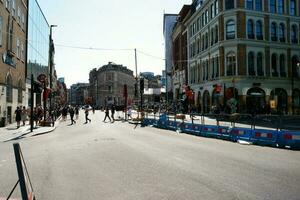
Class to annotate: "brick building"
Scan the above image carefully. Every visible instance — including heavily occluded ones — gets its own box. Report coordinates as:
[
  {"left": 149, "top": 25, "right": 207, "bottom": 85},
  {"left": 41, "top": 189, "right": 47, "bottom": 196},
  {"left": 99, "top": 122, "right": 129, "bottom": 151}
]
[
  {"left": 89, "top": 62, "right": 135, "bottom": 108},
  {"left": 0, "top": 0, "right": 27, "bottom": 125},
  {"left": 184, "top": 0, "right": 300, "bottom": 114}
]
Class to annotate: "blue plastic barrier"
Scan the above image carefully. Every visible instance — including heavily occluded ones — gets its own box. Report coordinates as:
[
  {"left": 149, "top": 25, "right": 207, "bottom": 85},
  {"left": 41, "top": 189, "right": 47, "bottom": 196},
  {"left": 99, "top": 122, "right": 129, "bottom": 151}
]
[
  {"left": 230, "top": 127, "right": 253, "bottom": 142},
  {"left": 251, "top": 129, "right": 278, "bottom": 147},
  {"left": 217, "top": 126, "right": 230, "bottom": 140},
  {"left": 192, "top": 124, "right": 202, "bottom": 136},
  {"left": 201, "top": 125, "right": 219, "bottom": 138},
  {"left": 166, "top": 120, "right": 179, "bottom": 131},
  {"left": 182, "top": 123, "right": 195, "bottom": 135},
  {"left": 277, "top": 131, "right": 300, "bottom": 149}
]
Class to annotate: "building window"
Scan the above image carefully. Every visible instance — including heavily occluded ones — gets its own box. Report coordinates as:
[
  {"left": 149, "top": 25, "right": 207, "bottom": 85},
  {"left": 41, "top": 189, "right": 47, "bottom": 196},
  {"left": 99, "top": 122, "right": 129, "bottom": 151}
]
[
  {"left": 211, "top": 4, "right": 215, "bottom": 18},
  {"left": 6, "top": 75, "right": 13, "bottom": 103},
  {"left": 205, "top": 33, "right": 208, "bottom": 49},
  {"left": 21, "top": 43, "right": 24, "bottom": 60},
  {"left": 211, "top": 28, "right": 214, "bottom": 46},
  {"left": 226, "top": 52, "right": 236, "bottom": 76},
  {"left": 226, "top": 20, "right": 235, "bottom": 40},
  {"left": 247, "top": 19, "right": 255, "bottom": 39},
  {"left": 18, "top": 80, "right": 22, "bottom": 103},
  {"left": 0, "top": 16, "right": 3, "bottom": 46},
  {"left": 279, "top": 23, "right": 285, "bottom": 42},
  {"left": 257, "top": 52, "right": 264, "bottom": 76},
  {"left": 256, "top": 20, "right": 263, "bottom": 40},
  {"left": 216, "top": 56, "right": 219, "bottom": 77},
  {"left": 270, "top": 0, "right": 276, "bottom": 13},
  {"left": 215, "top": 0, "right": 219, "bottom": 15},
  {"left": 12, "top": 0, "right": 15, "bottom": 17},
  {"left": 278, "top": 0, "right": 284, "bottom": 14},
  {"left": 6, "top": 0, "right": 10, "bottom": 9},
  {"left": 215, "top": 26, "right": 219, "bottom": 43},
  {"left": 246, "top": 0, "right": 254, "bottom": 10},
  {"left": 225, "top": 0, "right": 235, "bottom": 10},
  {"left": 280, "top": 54, "right": 286, "bottom": 77},
  {"left": 205, "top": 10, "right": 209, "bottom": 24},
  {"left": 17, "top": 6, "right": 21, "bottom": 23},
  {"left": 271, "top": 53, "right": 278, "bottom": 77},
  {"left": 255, "top": 0, "right": 262, "bottom": 11},
  {"left": 291, "top": 25, "right": 298, "bottom": 43},
  {"left": 16, "top": 38, "right": 20, "bottom": 58},
  {"left": 248, "top": 52, "right": 255, "bottom": 75},
  {"left": 290, "top": 0, "right": 296, "bottom": 15},
  {"left": 271, "top": 22, "right": 277, "bottom": 41}
]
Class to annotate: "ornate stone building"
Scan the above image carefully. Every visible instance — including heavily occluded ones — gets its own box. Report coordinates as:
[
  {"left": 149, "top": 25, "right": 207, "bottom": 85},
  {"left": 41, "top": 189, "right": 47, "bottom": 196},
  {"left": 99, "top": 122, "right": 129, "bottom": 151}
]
[
  {"left": 89, "top": 62, "right": 135, "bottom": 107},
  {"left": 185, "top": 0, "right": 300, "bottom": 114}
]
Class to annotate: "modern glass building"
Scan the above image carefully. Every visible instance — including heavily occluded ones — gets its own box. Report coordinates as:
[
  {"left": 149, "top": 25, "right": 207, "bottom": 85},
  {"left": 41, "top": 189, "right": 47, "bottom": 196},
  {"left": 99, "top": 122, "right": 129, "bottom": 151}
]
[{"left": 26, "top": 0, "right": 49, "bottom": 82}]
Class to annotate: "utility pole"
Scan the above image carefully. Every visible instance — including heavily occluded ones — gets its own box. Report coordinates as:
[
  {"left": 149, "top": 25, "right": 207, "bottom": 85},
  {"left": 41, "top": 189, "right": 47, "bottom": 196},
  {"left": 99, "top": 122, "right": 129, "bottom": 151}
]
[{"left": 30, "top": 74, "right": 34, "bottom": 132}]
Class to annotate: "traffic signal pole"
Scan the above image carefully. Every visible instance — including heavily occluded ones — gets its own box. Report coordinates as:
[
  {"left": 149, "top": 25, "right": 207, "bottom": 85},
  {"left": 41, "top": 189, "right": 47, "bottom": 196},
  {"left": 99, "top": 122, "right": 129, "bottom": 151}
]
[{"left": 30, "top": 74, "right": 34, "bottom": 132}]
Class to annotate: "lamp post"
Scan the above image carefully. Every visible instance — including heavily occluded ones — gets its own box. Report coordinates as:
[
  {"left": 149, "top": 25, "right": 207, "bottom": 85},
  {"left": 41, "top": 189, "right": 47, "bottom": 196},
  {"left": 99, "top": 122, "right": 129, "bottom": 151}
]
[
  {"left": 292, "top": 62, "right": 300, "bottom": 114},
  {"left": 49, "top": 25, "right": 57, "bottom": 115}
]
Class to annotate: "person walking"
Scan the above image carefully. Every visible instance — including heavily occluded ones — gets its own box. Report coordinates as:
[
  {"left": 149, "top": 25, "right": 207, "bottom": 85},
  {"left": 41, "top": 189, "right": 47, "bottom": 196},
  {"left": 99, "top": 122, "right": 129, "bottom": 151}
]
[
  {"left": 69, "top": 107, "right": 76, "bottom": 125},
  {"left": 103, "top": 106, "right": 111, "bottom": 122},
  {"left": 127, "top": 106, "right": 132, "bottom": 120},
  {"left": 21, "top": 106, "right": 28, "bottom": 126},
  {"left": 75, "top": 106, "right": 79, "bottom": 119},
  {"left": 15, "top": 107, "right": 22, "bottom": 128},
  {"left": 111, "top": 105, "right": 115, "bottom": 122},
  {"left": 85, "top": 107, "right": 91, "bottom": 123}
]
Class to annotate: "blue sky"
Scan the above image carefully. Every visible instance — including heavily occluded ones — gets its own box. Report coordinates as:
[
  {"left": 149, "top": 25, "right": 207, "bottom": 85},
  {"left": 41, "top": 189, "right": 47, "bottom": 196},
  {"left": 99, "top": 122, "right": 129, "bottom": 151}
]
[{"left": 38, "top": 0, "right": 191, "bottom": 87}]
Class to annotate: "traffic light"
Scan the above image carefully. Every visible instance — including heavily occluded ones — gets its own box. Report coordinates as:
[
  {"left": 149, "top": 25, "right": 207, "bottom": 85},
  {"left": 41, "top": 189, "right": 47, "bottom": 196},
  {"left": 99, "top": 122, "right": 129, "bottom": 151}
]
[
  {"left": 140, "top": 78, "right": 144, "bottom": 94},
  {"left": 134, "top": 83, "right": 138, "bottom": 97},
  {"left": 33, "top": 82, "right": 43, "bottom": 93},
  {"left": 123, "top": 84, "right": 128, "bottom": 98}
]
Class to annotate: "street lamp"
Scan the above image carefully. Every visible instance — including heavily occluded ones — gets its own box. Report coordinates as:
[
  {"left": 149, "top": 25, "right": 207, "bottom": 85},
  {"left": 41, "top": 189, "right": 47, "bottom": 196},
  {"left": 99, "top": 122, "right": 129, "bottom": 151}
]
[{"left": 49, "top": 25, "right": 57, "bottom": 114}]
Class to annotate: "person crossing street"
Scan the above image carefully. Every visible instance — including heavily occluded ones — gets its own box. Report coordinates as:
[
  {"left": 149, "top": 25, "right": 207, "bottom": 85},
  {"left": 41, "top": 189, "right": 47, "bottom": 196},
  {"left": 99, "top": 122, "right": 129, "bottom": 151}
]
[
  {"left": 85, "top": 106, "right": 91, "bottom": 123},
  {"left": 103, "top": 106, "right": 111, "bottom": 122},
  {"left": 69, "top": 107, "right": 76, "bottom": 125}
]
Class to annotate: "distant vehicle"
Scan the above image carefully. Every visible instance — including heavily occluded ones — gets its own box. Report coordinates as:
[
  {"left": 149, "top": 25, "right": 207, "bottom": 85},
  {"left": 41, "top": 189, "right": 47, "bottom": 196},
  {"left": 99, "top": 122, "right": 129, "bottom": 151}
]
[{"left": 82, "top": 105, "right": 92, "bottom": 110}]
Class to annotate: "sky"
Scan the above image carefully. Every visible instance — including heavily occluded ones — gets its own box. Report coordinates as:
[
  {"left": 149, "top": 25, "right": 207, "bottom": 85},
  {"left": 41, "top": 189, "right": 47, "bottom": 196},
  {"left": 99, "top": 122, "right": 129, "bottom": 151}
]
[{"left": 37, "top": 0, "right": 192, "bottom": 88}]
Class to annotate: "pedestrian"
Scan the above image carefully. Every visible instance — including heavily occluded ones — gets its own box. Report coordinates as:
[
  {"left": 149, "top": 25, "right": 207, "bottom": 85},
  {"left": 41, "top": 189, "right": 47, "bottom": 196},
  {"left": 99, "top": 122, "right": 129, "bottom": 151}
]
[
  {"left": 111, "top": 105, "right": 115, "bottom": 122},
  {"left": 85, "top": 107, "right": 91, "bottom": 123},
  {"left": 21, "top": 106, "right": 28, "bottom": 126},
  {"left": 92, "top": 106, "right": 95, "bottom": 114},
  {"left": 15, "top": 107, "right": 22, "bottom": 128},
  {"left": 69, "top": 107, "right": 76, "bottom": 125},
  {"left": 103, "top": 106, "right": 111, "bottom": 122},
  {"left": 75, "top": 106, "right": 79, "bottom": 119},
  {"left": 127, "top": 106, "right": 132, "bottom": 120}
]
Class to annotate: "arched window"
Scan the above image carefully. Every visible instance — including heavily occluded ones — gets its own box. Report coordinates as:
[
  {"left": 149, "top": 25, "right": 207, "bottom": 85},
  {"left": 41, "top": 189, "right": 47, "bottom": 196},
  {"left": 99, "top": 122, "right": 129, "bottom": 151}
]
[
  {"left": 256, "top": 20, "right": 263, "bottom": 40},
  {"left": 6, "top": 75, "right": 13, "bottom": 103},
  {"left": 271, "top": 22, "right": 277, "bottom": 41},
  {"left": 255, "top": 0, "right": 262, "bottom": 11},
  {"left": 271, "top": 53, "right": 278, "bottom": 77},
  {"left": 248, "top": 52, "right": 255, "bottom": 75},
  {"left": 225, "top": 0, "right": 235, "bottom": 10},
  {"left": 279, "top": 23, "right": 285, "bottom": 42},
  {"left": 293, "top": 89, "right": 300, "bottom": 108},
  {"left": 292, "top": 56, "right": 300, "bottom": 78},
  {"left": 278, "top": 0, "right": 284, "bottom": 14},
  {"left": 226, "top": 52, "right": 236, "bottom": 76},
  {"left": 279, "top": 54, "right": 286, "bottom": 77},
  {"left": 257, "top": 52, "right": 264, "bottom": 76},
  {"left": 205, "top": 32, "right": 208, "bottom": 49},
  {"left": 246, "top": 0, "right": 254, "bottom": 10},
  {"left": 291, "top": 25, "right": 298, "bottom": 43},
  {"left": 18, "top": 80, "right": 22, "bottom": 103},
  {"left": 247, "top": 19, "right": 254, "bottom": 39},
  {"left": 270, "top": 0, "right": 277, "bottom": 13},
  {"left": 290, "top": 0, "right": 296, "bottom": 15},
  {"left": 226, "top": 20, "right": 235, "bottom": 40}
]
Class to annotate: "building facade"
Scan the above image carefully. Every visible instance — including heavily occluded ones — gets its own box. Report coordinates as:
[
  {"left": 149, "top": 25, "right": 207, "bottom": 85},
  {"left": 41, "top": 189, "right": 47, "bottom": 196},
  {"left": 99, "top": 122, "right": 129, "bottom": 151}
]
[
  {"left": 163, "top": 14, "right": 178, "bottom": 101},
  {"left": 185, "top": 0, "right": 300, "bottom": 114},
  {"left": 89, "top": 62, "right": 135, "bottom": 107},
  {"left": 26, "top": 0, "right": 50, "bottom": 108},
  {"left": 69, "top": 83, "right": 89, "bottom": 106},
  {"left": 0, "top": 0, "right": 27, "bottom": 125},
  {"left": 172, "top": 5, "right": 191, "bottom": 101}
]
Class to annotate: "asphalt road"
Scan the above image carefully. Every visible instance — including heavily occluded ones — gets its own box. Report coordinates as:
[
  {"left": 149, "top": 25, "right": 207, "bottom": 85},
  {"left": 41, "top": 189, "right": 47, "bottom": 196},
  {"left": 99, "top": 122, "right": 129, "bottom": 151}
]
[{"left": 0, "top": 111, "right": 300, "bottom": 200}]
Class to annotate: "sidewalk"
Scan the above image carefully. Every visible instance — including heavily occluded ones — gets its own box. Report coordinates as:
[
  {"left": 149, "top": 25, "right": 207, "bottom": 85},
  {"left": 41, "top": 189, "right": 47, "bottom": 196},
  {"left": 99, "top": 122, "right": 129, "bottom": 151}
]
[{"left": 0, "top": 120, "right": 59, "bottom": 142}]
